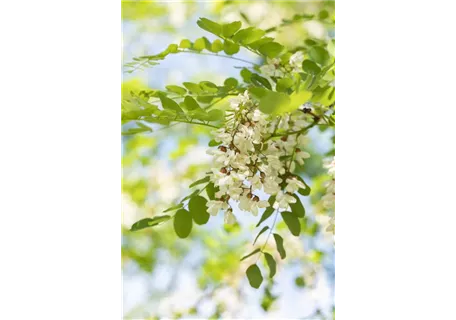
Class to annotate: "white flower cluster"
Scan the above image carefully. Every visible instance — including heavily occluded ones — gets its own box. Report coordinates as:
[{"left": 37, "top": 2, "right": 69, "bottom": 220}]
[
  {"left": 259, "top": 51, "right": 304, "bottom": 78},
  {"left": 206, "top": 91, "right": 311, "bottom": 224},
  {"left": 322, "top": 156, "right": 335, "bottom": 233}
]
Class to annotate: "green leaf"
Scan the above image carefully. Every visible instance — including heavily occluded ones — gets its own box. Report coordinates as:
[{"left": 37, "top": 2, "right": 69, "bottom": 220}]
[
  {"left": 281, "top": 211, "right": 301, "bottom": 236},
  {"left": 158, "top": 93, "right": 183, "bottom": 113},
  {"left": 183, "top": 82, "right": 204, "bottom": 94},
  {"left": 283, "top": 90, "right": 312, "bottom": 113},
  {"left": 183, "top": 96, "right": 201, "bottom": 110},
  {"left": 166, "top": 85, "right": 187, "bottom": 95},
  {"left": 189, "top": 109, "right": 210, "bottom": 121},
  {"left": 248, "top": 37, "right": 274, "bottom": 50},
  {"left": 246, "top": 264, "right": 263, "bottom": 289},
  {"left": 197, "top": 17, "right": 222, "bottom": 36},
  {"left": 193, "top": 37, "right": 206, "bottom": 51},
  {"left": 224, "top": 77, "right": 238, "bottom": 88},
  {"left": 240, "top": 68, "right": 252, "bottom": 82},
  {"left": 249, "top": 87, "right": 268, "bottom": 99},
  {"left": 253, "top": 226, "right": 269, "bottom": 245},
  {"left": 207, "top": 109, "right": 224, "bottom": 121},
  {"left": 259, "top": 91, "right": 290, "bottom": 114},
  {"left": 163, "top": 203, "right": 184, "bottom": 213},
  {"left": 256, "top": 207, "right": 274, "bottom": 227},
  {"left": 309, "top": 46, "right": 330, "bottom": 65},
  {"left": 233, "top": 27, "right": 266, "bottom": 44},
  {"left": 302, "top": 60, "right": 321, "bottom": 75},
  {"left": 290, "top": 195, "right": 305, "bottom": 218},
  {"left": 189, "top": 176, "right": 210, "bottom": 188},
  {"left": 251, "top": 74, "right": 272, "bottom": 90},
  {"left": 208, "top": 139, "right": 221, "bottom": 147},
  {"left": 311, "top": 86, "right": 335, "bottom": 105},
  {"left": 197, "top": 95, "right": 215, "bottom": 104},
  {"left": 318, "top": 10, "right": 329, "bottom": 20},
  {"left": 263, "top": 253, "right": 277, "bottom": 278},
  {"left": 173, "top": 209, "right": 193, "bottom": 238},
  {"left": 273, "top": 233, "right": 286, "bottom": 259},
  {"left": 223, "top": 40, "right": 240, "bottom": 55},
  {"left": 130, "top": 215, "right": 171, "bottom": 231},
  {"left": 327, "top": 39, "right": 335, "bottom": 56},
  {"left": 179, "top": 39, "right": 191, "bottom": 49},
  {"left": 240, "top": 248, "right": 261, "bottom": 261},
  {"left": 222, "top": 21, "right": 242, "bottom": 37},
  {"left": 202, "top": 37, "right": 212, "bottom": 50},
  {"left": 276, "top": 78, "right": 294, "bottom": 92},
  {"left": 258, "top": 42, "right": 284, "bottom": 58},
  {"left": 167, "top": 44, "right": 178, "bottom": 53},
  {"left": 211, "top": 39, "right": 224, "bottom": 52},
  {"left": 295, "top": 176, "right": 311, "bottom": 196},
  {"left": 268, "top": 196, "right": 276, "bottom": 206},
  {"left": 188, "top": 195, "right": 210, "bottom": 225},
  {"left": 200, "top": 81, "right": 218, "bottom": 93},
  {"left": 206, "top": 182, "right": 215, "bottom": 200}
]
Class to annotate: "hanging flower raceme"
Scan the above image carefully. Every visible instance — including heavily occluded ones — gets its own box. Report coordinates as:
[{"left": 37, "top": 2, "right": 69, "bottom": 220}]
[
  {"left": 322, "top": 156, "right": 335, "bottom": 234},
  {"left": 205, "top": 91, "right": 313, "bottom": 223}
]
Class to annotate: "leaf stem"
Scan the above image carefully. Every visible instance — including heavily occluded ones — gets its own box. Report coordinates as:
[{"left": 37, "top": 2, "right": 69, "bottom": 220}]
[
  {"left": 257, "top": 209, "right": 280, "bottom": 263},
  {"left": 179, "top": 50, "right": 258, "bottom": 66},
  {"left": 176, "top": 120, "right": 220, "bottom": 129}
]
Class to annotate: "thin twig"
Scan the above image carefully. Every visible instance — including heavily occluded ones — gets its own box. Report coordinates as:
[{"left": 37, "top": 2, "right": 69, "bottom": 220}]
[{"left": 179, "top": 50, "right": 258, "bottom": 66}]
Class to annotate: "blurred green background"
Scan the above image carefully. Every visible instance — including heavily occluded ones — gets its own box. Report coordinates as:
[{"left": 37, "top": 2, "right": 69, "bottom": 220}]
[{"left": 122, "top": 1, "right": 335, "bottom": 319}]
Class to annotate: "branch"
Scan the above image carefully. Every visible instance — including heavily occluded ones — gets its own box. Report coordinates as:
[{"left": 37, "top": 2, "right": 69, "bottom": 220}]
[{"left": 178, "top": 50, "right": 258, "bottom": 66}]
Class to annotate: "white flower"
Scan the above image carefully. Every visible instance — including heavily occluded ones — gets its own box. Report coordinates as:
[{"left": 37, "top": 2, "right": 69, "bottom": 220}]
[
  {"left": 224, "top": 209, "right": 237, "bottom": 224},
  {"left": 227, "top": 186, "right": 244, "bottom": 200},
  {"left": 285, "top": 177, "right": 306, "bottom": 193},
  {"left": 325, "top": 179, "right": 335, "bottom": 194},
  {"left": 324, "top": 156, "right": 335, "bottom": 177},
  {"left": 322, "top": 189, "right": 335, "bottom": 209},
  {"left": 278, "top": 114, "right": 290, "bottom": 130},
  {"left": 295, "top": 150, "right": 311, "bottom": 165},
  {"left": 260, "top": 58, "right": 285, "bottom": 78},
  {"left": 326, "top": 217, "right": 335, "bottom": 234},
  {"left": 254, "top": 200, "right": 270, "bottom": 215},
  {"left": 239, "top": 195, "right": 269, "bottom": 216},
  {"left": 250, "top": 109, "right": 268, "bottom": 126},
  {"left": 234, "top": 130, "right": 255, "bottom": 154},
  {"left": 207, "top": 148, "right": 236, "bottom": 166},
  {"left": 266, "top": 155, "right": 284, "bottom": 173},
  {"left": 292, "top": 119, "right": 308, "bottom": 131},
  {"left": 263, "top": 176, "right": 282, "bottom": 195},
  {"left": 248, "top": 175, "right": 263, "bottom": 191},
  {"left": 210, "top": 168, "right": 226, "bottom": 183},
  {"left": 230, "top": 90, "right": 250, "bottom": 110},
  {"left": 274, "top": 191, "right": 296, "bottom": 209},
  {"left": 289, "top": 51, "right": 304, "bottom": 72},
  {"left": 238, "top": 195, "right": 251, "bottom": 212},
  {"left": 206, "top": 200, "right": 228, "bottom": 216},
  {"left": 214, "top": 128, "right": 232, "bottom": 144}
]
